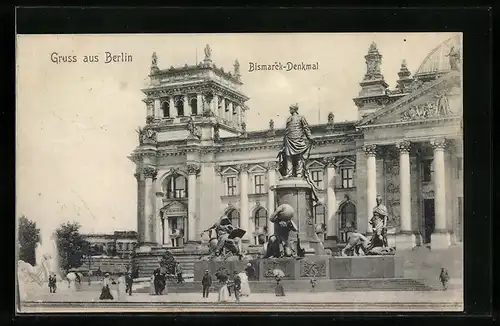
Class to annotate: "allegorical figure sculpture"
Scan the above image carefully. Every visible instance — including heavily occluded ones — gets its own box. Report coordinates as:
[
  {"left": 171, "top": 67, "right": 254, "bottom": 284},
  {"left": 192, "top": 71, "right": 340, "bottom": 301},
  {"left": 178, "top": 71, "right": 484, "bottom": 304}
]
[
  {"left": 445, "top": 46, "right": 460, "bottom": 71},
  {"left": 264, "top": 204, "right": 299, "bottom": 258},
  {"left": 137, "top": 125, "right": 157, "bottom": 144},
  {"left": 201, "top": 215, "right": 246, "bottom": 260},
  {"left": 277, "top": 104, "right": 314, "bottom": 179},
  {"left": 369, "top": 194, "right": 389, "bottom": 250}
]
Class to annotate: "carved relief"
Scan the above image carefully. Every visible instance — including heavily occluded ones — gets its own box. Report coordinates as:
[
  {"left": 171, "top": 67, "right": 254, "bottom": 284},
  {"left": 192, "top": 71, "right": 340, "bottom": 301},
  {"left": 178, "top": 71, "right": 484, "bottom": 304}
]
[
  {"left": 214, "top": 164, "right": 223, "bottom": 176},
  {"left": 300, "top": 260, "right": 326, "bottom": 277},
  {"left": 236, "top": 163, "right": 249, "bottom": 173},
  {"left": 401, "top": 92, "right": 454, "bottom": 122},
  {"left": 384, "top": 159, "right": 400, "bottom": 229},
  {"left": 262, "top": 260, "right": 294, "bottom": 279},
  {"left": 137, "top": 126, "right": 157, "bottom": 145}
]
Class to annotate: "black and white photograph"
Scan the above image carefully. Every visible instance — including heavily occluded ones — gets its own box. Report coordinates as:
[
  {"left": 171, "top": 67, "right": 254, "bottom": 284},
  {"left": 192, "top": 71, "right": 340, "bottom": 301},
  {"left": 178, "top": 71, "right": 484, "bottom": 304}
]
[{"left": 16, "top": 32, "right": 463, "bottom": 312}]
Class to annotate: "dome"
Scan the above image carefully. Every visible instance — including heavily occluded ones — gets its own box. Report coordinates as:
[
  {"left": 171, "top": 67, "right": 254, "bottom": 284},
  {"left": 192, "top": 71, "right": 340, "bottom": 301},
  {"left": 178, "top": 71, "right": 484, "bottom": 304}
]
[{"left": 414, "top": 35, "right": 461, "bottom": 77}]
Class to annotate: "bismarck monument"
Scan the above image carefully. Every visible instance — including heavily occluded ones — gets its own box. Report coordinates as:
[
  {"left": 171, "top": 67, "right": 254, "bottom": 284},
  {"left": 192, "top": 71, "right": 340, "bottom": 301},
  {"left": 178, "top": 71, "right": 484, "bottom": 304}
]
[{"left": 194, "top": 104, "right": 403, "bottom": 282}]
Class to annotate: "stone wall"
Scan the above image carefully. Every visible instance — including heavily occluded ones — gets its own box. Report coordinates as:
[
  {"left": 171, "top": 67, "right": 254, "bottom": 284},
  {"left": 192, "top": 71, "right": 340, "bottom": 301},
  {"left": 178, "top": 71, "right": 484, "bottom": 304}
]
[{"left": 88, "top": 256, "right": 132, "bottom": 274}]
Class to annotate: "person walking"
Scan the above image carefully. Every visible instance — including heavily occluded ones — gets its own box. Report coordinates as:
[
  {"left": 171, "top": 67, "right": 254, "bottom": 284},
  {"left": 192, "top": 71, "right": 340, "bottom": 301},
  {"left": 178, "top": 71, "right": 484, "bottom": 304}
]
[
  {"left": 201, "top": 270, "right": 212, "bottom": 298},
  {"left": 125, "top": 271, "right": 133, "bottom": 296},
  {"left": 99, "top": 273, "right": 114, "bottom": 300},
  {"left": 439, "top": 267, "right": 450, "bottom": 291},
  {"left": 116, "top": 272, "right": 127, "bottom": 301},
  {"left": 175, "top": 263, "right": 184, "bottom": 284},
  {"left": 232, "top": 271, "right": 241, "bottom": 302}
]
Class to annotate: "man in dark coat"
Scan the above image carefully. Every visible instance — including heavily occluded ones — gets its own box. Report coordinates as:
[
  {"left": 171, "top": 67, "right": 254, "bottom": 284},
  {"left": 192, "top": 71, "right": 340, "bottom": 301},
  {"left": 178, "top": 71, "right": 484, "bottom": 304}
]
[
  {"left": 201, "top": 270, "right": 212, "bottom": 298},
  {"left": 232, "top": 271, "right": 241, "bottom": 302},
  {"left": 244, "top": 263, "right": 256, "bottom": 281},
  {"left": 125, "top": 272, "right": 133, "bottom": 296}
]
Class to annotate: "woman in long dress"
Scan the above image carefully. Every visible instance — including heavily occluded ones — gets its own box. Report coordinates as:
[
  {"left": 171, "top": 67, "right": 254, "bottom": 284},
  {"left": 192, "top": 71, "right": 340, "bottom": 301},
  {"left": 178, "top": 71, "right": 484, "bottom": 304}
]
[
  {"left": 99, "top": 273, "right": 114, "bottom": 300},
  {"left": 116, "top": 272, "right": 127, "bottom": 301},
  {"left": 149, "top": 273, "right": 155, "bottom": 295},
  {"left": 238, "top": 272, "right": 251, "bottom": 297},
  {"left": 217, "top": 279, "right": 230, "bottom": 302},
  {"left": 275, "top": 277, "right": 285, "bottom": 297}
]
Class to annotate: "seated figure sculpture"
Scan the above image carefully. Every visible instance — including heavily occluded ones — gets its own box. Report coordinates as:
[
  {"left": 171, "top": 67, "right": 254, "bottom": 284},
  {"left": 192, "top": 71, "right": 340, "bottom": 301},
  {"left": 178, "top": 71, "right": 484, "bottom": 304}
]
[
  {"left": 264, "top": 203, "right": 299, "bottom": 258},
  {"left": 202, "top": 215, "right": 246, "bottom": 260}
]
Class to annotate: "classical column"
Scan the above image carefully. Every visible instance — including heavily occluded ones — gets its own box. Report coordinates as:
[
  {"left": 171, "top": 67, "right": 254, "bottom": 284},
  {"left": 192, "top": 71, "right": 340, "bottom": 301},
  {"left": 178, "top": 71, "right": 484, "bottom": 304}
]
[
  {"left": 187, "top": 163, "right": 200, "bottom": 243},
  {"left": 228, "top": 102, "right": 235, "bottom": 121},
  {"left": 183, "top": 95, "right": 190, "bottom": 116},
  {"left": 324, "top": 156, "right": 337, "bottom": 241},
  {"left": 154, "top": 99, "right": 161, "bottom": 117},
  {"left": 196, "top": 93, "right": 203, "bottom": 115},
  {"left": 430, "top": 138, "right": 451, "bottom": 249},
  {"left": 363, "top": 144, "right": 377, "bottom": 234},
  {"left": 236, "top": 105, "right": 242, "bottom": 125},
  {"left": 220, "top": 97, "right": 226, "bottom": 120},
  {"left": 142, "top": 166, "right": 158, "bottom": 244},
  {"left": 267, "top": 161, "right": 277, "bottom": 236},
  {"left": 238, "top": 163, "right": 250, "bottom": 241},
  {"left": 169, "top": 97, "right": 176, "bottom": 118},
  {"left": 396, "top": 141, "right": 415, "bottom": 249},
  {"left": 154, "top": 186, "right": 163, "bottom": 245},
  {"left": 214, "top": 95, "right": 220, "bottom": 117}
]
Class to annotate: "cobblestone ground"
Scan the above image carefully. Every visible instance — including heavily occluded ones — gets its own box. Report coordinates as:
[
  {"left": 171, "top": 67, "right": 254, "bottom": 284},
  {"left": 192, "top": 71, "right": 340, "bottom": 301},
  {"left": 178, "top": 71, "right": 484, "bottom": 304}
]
[{"left": 25, "top": 286, "right": 462, "bottom": 304}]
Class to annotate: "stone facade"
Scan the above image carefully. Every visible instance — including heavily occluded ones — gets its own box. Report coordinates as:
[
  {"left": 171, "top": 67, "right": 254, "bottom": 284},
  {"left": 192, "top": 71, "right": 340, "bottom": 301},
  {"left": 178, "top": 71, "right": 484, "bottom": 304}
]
[{"left": 130, "top": 36, "right": 463, "bottom": 260}]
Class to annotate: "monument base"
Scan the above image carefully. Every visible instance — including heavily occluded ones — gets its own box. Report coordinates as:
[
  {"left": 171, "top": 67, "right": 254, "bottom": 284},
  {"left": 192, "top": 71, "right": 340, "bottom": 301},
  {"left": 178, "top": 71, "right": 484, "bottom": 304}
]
[
  {"left": 194, "top": 255, "right": 404, "bottom": 281},
  {"left": 395, "top": 233, "right": 417, "bottom": 250}
]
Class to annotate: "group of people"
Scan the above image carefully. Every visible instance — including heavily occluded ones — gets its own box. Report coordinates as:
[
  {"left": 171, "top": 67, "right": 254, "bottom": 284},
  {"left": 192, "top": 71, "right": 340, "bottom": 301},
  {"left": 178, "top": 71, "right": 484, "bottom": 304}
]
[
  {"left": 99, "top": 271, "right": 134, "bottom": 301},
  {"left": 149, "top": 262, "right": 184, "bottom": 296},
  {"left": 202, "top": 263, "right": 253, "bottom": 302},
  {"left": 48, "top": 274, "right": 57, "bottom": 293}
]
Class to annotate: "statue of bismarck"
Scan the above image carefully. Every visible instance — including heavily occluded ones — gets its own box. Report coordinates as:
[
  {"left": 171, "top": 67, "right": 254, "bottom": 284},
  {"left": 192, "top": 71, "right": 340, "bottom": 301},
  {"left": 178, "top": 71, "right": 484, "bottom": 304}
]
[{"left": 277, "top": 104, "right": 315, "bottom": 179}]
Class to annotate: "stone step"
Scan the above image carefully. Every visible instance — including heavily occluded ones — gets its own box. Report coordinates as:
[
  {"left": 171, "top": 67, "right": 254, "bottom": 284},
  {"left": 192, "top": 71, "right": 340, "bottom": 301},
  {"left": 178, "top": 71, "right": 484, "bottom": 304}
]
[{"left": 133, "top": 278, "right": 457, "bottom": 294}]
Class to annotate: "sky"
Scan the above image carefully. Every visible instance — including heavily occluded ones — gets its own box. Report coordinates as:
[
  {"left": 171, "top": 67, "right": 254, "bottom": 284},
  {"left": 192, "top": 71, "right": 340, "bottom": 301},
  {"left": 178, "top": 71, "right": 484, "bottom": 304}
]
[{"left": 16, "top": 32, "right": 459, "bottom": 234}]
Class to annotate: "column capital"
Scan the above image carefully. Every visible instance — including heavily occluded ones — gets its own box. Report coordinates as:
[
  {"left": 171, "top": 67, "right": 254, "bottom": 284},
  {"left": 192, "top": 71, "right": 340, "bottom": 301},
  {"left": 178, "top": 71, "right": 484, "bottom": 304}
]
[
  {"left": 363, "top": 144, "right": 377, "bottom": 156},
  {"left": 322, "top": 156, "right": 336, "bottom": 167},
  {"left": 266, "top": 161, "right": 278, "bottom": 170},
  {"left": 236, "top": 163, "right": 249, "bottom": 173},
  {"left": 134, "top": 172, "right": 141, "bottom": 180},
  {"left": 396, "top": 140, "right": 412, "bottom": 154},
  {"left": 142, "top": 166, "right": 158, "bottom": 180},
  {"left": 430, "top": 138, "right": 447, "bottom": 150},
  {"left": 186, "top": 163, "right": 201, "bottom": 175}
]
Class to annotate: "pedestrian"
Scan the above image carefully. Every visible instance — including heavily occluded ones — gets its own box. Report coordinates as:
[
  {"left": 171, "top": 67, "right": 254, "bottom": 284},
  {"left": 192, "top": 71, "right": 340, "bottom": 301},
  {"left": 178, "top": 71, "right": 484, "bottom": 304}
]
[
  {"left": 149, "top": 273, "right": 155, "bottom": 295},
  {"left": 439, "top": 267, "right": 450, "bottom": 291},
  {"left": 217, "top": 278, "right": 230, "bottom": 303},
  {"left": 116, "top": 272, "right": 127, "bottom": 301},
  {"left": 238, "top": 270, "right": 251, "bottom": 297},
  {"left": 310, "top": 277, "right": 317, "bottom": 292},
  {"left": 275, "top": 276, "right": 285, "bottom": 297},
  {"left": 99, "top": 273, "right": 114, "bottom": 300},
  {"left": 48, "top": 274, "right": 56, "bottom": 293},
  {"left": 245, "top": 263, "right": 255, "bottom": 281},
  {"left": 176, "top": 263, "right": 184, "bottom": 284},
  {"left": 202, "top": 269, "right": 212, "bottom": 298},
  {"left": 125, "top": 272, "right": 133, "bottom": 296},
  {"left": 232, "top": 271, "right": 241, "bottom": 302}
]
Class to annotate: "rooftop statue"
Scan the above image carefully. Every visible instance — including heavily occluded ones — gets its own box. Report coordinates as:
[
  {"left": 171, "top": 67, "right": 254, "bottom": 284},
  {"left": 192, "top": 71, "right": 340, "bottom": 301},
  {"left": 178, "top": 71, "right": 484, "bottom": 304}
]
[
  {"left": 204, "top": 44, "right": 212, "bottom": 60},
  {"left": 445, "top": 46, "right": 460, "bottom": 71},
  {"left": 151, "top": 52, "right": 158, "bottom": 66},
  {"left": 137, "top": 125, "right": 157, "bottom": 145}
]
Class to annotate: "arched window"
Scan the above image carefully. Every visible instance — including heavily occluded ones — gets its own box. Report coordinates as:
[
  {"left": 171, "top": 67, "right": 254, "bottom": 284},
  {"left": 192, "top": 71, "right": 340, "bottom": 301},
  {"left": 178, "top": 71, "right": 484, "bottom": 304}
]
[
  {"left": 164, "top": 174, "right": 188, "bottom": 199},
  {"left": 254, "top": 207, "right": 268, "bottom": 231},
  {"left": 190, "top": 98, "right": 198, "bottom": 115},
  {"left": 175, "top": 97, "right": 184, "bottom": 116},
  {"left": 227, "top": 209, "right": 240, "bottom": 228},
  {"left": 161, "top": 101, "right": 170, "bottom": 118}
]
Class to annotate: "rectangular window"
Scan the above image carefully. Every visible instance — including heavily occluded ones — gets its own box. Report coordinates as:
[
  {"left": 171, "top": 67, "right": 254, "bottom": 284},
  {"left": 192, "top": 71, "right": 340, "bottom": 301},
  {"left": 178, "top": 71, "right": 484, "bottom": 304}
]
[
  {"left": 422, "top": 159, "right": 434, "bottom": 182},
  {"left": 311, "top": 170, "right": 323, "bottom": 189},
  {"left": 254, "top": 175, "right": 264, "bottom": 194},
  {"left": 227, "top": 176, "right": 236, "bottom": 196},
  {"left": 341, "top": 168, "right": 354, "bottom": 188}
]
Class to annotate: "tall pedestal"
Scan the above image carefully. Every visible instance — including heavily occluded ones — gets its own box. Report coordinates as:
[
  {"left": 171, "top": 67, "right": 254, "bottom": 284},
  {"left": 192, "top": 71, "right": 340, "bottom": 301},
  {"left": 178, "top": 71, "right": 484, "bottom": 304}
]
[{"left": 273, "top": 178, "right": 325, "bottom": 255}]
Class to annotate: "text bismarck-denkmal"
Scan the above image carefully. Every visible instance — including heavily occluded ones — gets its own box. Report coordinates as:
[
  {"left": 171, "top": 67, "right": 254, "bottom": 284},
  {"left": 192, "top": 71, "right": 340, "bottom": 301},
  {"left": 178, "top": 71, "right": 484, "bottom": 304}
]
[
  {"left": 248, "top": 61, "right": 319, "bottom": 72},
  {"left": 50, "top": 52, "right": 133, "bottom": 64}
]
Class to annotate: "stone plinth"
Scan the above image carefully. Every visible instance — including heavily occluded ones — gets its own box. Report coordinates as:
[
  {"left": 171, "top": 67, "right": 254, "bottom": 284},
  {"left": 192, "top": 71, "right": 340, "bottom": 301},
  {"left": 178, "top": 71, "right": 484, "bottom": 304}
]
[
  {"left": 273, "top": 178, "right": 325, "bottom": 255},
  {"left": 329, "top": 256, "right": 404, "bottom": 279}
]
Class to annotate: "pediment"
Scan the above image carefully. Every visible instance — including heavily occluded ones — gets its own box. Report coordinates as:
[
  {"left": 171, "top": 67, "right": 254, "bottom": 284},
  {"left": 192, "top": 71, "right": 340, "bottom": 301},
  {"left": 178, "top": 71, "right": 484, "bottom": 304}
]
[
  {"left": 161, "top": 201, "right": 187, "bottom": 215},
  {"left": 221, "top": 166, "right": 239, "bottom": 175},
  {"left": 336, "top": 157, "right": 356, "bottom": 167},
  {"left": 248, "top": 164, "right": 267, "bottom": 173},
  {"left": 358, "top": 71, "right": 461, "bottom": 127},
  {"left": 307, "top": 160, "right": 325, "bottom": 170}
]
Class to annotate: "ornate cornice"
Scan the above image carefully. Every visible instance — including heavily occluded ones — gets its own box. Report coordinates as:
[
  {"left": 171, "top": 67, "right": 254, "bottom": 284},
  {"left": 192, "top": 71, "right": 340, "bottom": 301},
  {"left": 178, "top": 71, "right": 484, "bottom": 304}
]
[
  {"left": 363, "top": 144, "right": 377, "bottom": 156},
  {"left": 396, "top": 140, "right": 412, "bottom": 154},
  {"left": 430, "top": 138, "right": 447, "bottom": 150},
  {"left": 143, "top": 166, "right": 158, "bottom": 180},
  {"left": 186, "top": 163, "right": 201, "bottom": 175}
]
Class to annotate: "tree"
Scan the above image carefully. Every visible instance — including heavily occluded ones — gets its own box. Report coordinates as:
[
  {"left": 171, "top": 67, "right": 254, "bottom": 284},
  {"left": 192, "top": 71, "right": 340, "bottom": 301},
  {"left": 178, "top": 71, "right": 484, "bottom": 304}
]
[
  {"left": 55, "top": 221, "right": 86, "bottom": 272},
  {"left": 18, "top": 215, "right": 41, "bottom": 266}
]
